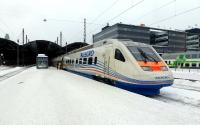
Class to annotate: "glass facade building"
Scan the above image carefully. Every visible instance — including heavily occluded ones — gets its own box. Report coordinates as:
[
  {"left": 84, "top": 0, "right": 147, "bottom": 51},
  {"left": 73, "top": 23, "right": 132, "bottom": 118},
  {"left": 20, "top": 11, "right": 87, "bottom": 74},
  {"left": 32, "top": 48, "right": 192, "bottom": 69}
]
[{"left": 93, "top": 23, "right": 198, "bottom": 53}]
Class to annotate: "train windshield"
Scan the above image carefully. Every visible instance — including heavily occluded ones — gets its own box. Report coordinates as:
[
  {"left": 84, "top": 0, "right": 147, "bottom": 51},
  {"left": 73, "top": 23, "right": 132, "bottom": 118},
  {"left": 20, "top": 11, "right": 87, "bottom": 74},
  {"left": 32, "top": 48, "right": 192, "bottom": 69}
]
[{"left": 127, "top": 46, "right": 161, "bottom": 62}]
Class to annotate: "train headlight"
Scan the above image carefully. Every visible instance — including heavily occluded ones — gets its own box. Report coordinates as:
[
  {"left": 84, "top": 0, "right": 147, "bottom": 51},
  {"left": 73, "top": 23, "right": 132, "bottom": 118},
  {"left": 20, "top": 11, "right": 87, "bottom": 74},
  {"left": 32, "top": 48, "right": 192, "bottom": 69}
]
[
  {"left": 161, "top": 66, "right": 168, "bottom": 71},
  {"left": 141, "top": 66, "right": 152, "bottom": 71}
]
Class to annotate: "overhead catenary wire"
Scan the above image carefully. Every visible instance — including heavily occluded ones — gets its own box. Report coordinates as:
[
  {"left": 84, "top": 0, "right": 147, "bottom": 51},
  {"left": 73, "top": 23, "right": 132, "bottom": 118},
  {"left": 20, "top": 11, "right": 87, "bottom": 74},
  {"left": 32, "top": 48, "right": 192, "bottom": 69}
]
[
  {"left": 107, "top": 0, "right": 145, "bottom": 22},
  {"left": 149, "top": 5, "right": 200, "bottom": 26},
  {"left": 86, "top": 0, "right": 145, "bottom": 42},
  {"left": 133, "top": 0, "right": 177, "bottom": 23},
  {"left": 69, "top": 0, "right": 120, "bottom": 43},
  {"left": 90, "top": 0, "right": 120, "bottom": 23}
]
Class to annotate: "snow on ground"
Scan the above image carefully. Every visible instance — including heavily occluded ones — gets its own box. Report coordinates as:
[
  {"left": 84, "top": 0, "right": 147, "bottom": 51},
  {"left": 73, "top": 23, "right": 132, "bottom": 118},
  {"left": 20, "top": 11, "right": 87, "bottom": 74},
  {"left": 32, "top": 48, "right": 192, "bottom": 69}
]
[
  {"left": 0, "top": 66, "right": 11, "bottom": 71},
  {"left": 159, "top": 85, "right": 200, "bottom": 107},
  {"left": 171, "top": 68, "right": 200, "bottom": 81},
  {"left": 156, "top": 69, "right": 200, "bottom": 110},
  {"left": 0, "top": 67, "right": 23, "bottom": 76},
  {"left": 0, "top": 67, "right": 199, "bottom": 125}
]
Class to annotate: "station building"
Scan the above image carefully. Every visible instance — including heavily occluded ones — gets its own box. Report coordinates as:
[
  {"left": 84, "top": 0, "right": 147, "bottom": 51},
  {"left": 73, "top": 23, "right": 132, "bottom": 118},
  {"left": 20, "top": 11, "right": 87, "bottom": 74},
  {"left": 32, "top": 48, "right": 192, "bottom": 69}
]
[
  {"left": 0, "top": 38, "right": 88, "bottom": 66},
  {"left": 93, "top": 23, "right": 200, "bottom": 53}
]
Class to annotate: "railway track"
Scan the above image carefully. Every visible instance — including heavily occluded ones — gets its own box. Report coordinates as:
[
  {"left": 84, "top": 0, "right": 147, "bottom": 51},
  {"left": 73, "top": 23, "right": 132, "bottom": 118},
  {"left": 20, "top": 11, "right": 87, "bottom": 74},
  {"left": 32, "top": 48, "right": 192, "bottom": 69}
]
[
  {"left": 152, "top": 94, "right": 200, "bottom": 108},
  {"left": 0, "top": 67, "right": 28, "bottom": 82}
]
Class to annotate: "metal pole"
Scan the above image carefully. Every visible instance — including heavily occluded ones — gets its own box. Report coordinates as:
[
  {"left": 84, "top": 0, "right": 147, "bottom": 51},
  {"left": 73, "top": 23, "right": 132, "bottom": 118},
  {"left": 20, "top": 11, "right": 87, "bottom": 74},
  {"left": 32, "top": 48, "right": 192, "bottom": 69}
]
[
  {"left": 56, "top": 37, "right": 59, "bottom": 44},
  {"left": 26, "top": 35, "right": 28, "bottom": 44},
  {"left": 22, "top": 28, "right": 24, "bottom": 45},
  {"left": 83, "top": 18, "right": 86, "bottom": 43},
  {"left": 60, "top": 32, "right": 62, "bottom": 46}
]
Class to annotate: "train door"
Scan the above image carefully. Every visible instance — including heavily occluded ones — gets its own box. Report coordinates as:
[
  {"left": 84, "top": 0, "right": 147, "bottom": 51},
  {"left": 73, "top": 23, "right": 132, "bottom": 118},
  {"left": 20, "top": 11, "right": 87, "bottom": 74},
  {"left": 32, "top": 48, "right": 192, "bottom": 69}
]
[
  {"left": 103, "top": 45, "right": 113, "bottom": 78},
  {"left": 113, "top": 48, "right": 126, "bottom": 79}
]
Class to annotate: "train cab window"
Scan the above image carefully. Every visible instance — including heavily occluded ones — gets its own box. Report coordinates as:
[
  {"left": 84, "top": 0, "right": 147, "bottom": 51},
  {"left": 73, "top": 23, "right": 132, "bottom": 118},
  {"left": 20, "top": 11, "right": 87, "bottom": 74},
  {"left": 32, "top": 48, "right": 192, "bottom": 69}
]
[
  {"left": 115, "top": 49, "right": 125, "bottom": 62},
  {"left": 79, "top": 58, "right": 82, "bottom": 64},
  {"left": 94, "top": 57, "right": 97, "bottom": 65},
  {"left": 88, "top": 57, "right": 93, "bottom": 65},
  {"left": 83, "top": 58, "right": 87, "bottom": 64},
  {"left": 76, "top": 59, "right": 78, "bottom": 64}
]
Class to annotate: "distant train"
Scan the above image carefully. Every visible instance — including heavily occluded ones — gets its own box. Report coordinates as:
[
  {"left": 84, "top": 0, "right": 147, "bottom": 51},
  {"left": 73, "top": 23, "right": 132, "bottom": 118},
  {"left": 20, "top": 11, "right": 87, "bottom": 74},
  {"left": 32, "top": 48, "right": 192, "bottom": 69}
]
[{"left": 52, "top": 39, "right": 174, "bottom": 96}]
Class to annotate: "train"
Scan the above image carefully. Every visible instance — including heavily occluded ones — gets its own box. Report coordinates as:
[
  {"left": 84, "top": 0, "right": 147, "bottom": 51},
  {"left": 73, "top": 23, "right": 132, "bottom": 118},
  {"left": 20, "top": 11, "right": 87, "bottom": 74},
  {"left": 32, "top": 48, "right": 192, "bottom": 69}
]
[{"left": 52, "top": 39, "right": 174, "bottom": 96}]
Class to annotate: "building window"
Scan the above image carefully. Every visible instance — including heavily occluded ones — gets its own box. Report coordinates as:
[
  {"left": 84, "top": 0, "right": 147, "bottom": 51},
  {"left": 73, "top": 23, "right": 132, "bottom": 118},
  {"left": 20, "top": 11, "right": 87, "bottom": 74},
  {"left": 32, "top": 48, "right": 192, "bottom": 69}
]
[
  {"left": 115, "top": 49, "right": 125, "bottom": 62},
  {"left": 88, "top": 57, "right": 93, "bottom": 65}
]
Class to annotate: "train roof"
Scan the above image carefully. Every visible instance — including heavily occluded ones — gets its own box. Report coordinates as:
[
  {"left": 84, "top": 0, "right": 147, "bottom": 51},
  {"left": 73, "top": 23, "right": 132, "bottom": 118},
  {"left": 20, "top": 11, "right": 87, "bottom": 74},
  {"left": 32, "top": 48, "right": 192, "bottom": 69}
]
[
  {"left": 66, "top": 39, "right": 150, "bottom": 55},
  {"left": 93, "top": 39, "right": 149, "bottom": 47}
]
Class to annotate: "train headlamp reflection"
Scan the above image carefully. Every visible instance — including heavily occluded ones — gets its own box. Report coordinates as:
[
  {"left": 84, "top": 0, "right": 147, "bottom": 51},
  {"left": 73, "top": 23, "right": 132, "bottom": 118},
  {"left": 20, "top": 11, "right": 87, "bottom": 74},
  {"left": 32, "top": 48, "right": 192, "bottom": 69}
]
[
  {"left": 161, "top": 66, "right": 168, "bottom": 71},
  {"left": 141, "top": 66, "right": 152, "bottom": 71}
]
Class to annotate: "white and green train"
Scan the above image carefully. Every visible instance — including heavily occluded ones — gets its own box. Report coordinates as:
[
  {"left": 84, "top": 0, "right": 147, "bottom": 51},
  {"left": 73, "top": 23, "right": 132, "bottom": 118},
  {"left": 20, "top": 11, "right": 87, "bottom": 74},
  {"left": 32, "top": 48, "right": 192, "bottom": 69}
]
[{"left": 162, "top": 52, "right": 200, "bottom": 68}]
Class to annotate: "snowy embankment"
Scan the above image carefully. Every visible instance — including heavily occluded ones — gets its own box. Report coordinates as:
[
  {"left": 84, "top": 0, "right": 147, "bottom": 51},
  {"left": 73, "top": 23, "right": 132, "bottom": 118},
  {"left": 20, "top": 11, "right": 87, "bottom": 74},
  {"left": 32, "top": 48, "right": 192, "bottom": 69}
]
[{"left": 0, "top": 67, "right": 199, "bottom": 125}]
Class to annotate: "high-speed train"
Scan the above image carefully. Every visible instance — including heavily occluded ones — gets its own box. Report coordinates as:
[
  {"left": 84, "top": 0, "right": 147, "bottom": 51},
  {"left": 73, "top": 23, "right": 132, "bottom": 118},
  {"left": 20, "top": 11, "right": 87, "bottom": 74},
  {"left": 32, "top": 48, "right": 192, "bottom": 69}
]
[{"left": 52, "top": 39, "right": 174, "bottom": 96}]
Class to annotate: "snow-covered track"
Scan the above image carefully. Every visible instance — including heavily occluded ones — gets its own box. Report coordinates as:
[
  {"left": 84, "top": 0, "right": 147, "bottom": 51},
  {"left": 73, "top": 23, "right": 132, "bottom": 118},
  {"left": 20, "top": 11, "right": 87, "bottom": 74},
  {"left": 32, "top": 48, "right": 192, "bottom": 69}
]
[
  {"left": 172, "top": 84, "right": 200, "bottom": 92},
  {"left": 174, "top": 77, "right": 199, "bottom": 82},
  {"left": 152, "top": 95, "right": 200, "bottom": 108},
  {"left": 0, "top": 67, "right": 29, "bottom": 81}
]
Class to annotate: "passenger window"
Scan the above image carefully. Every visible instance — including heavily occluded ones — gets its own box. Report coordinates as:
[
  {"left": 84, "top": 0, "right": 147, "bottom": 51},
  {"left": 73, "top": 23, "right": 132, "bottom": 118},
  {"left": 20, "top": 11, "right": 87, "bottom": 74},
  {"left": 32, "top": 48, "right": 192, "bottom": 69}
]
[
  {"left": 192, "top": 63, "right": 196, "bottom": 67},
  {"left": 94, "top": 57, "right": 97, "bottom": 65},
  {"left": 115, "top": 49, "right": 125, "bottom": 62},
  {"left": 83, "top": 58, "right": 87, "bottom": 64},
  {"left": 72, "top": 59, "right": 74, "bottom": 64},
  {"left": 76, "top": 59, "right": 78, "bottom": 64},
  {"left": 66, "top": 60, "right": 68, "bottom": 64},
  {"left": 88, "top": 57, "right": 93, "bottom": 65},
  {"left": 79, "top": 58, "right": 82, "bottom": 64}
]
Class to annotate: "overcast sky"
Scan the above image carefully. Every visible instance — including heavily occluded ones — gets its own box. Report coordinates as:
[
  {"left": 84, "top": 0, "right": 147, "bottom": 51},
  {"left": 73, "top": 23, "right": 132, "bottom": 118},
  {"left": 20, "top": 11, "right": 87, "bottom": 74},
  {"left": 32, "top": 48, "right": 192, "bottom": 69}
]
[{"left": 0, "top": 0, "right": 200, "bottom": 45}]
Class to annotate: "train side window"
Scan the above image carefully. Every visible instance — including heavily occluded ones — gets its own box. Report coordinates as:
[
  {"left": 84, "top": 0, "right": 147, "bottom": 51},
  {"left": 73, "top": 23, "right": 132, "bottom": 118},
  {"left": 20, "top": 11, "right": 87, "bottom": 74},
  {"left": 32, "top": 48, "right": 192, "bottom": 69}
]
[
  {"left": 66, "top": 60, "right": 68, "bottom": 64},
  {"left": 192, "top": 63, "right": 196, "bottom": 67},
  {"left": 185, "top": 63, "right": 189, "bottom": 67},
  {"left": 76, "top": 59, "right": 78, "bottom": 64},
  {"left": 94, "top": 57, "right": 97, "bottom": 65},
  {"left": 115, "top": 49, "right": 125, "bottom": 62},
  {"left": 79, "top": 58, "right": 82, "bottom": 64},
  {"left": 72, "top": 59, "right": 74, "bottom": 64},
  {"left": 83, "top": 58, "right": 87, "bottom": 64},
  {"left": 88, "top": 57, "right": 93, "bottom": 65},
  {"left": 69, "top": 59, "right": 71, "bottom": 64}
]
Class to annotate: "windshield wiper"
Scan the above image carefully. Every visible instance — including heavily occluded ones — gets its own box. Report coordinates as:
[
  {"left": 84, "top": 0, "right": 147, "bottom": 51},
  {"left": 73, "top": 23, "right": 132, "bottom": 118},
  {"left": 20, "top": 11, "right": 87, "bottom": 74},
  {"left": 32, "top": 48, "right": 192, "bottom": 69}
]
[{"left": 137, "top": 48, "right": 158, "bottom": 62}]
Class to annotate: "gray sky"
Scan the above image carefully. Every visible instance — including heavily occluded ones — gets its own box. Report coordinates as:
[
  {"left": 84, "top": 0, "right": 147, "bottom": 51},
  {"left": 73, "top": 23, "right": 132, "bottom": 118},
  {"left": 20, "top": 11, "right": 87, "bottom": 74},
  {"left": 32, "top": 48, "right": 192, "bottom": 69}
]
[{"left": 0, "top": 0, "right": 200, "bottom": 45}]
